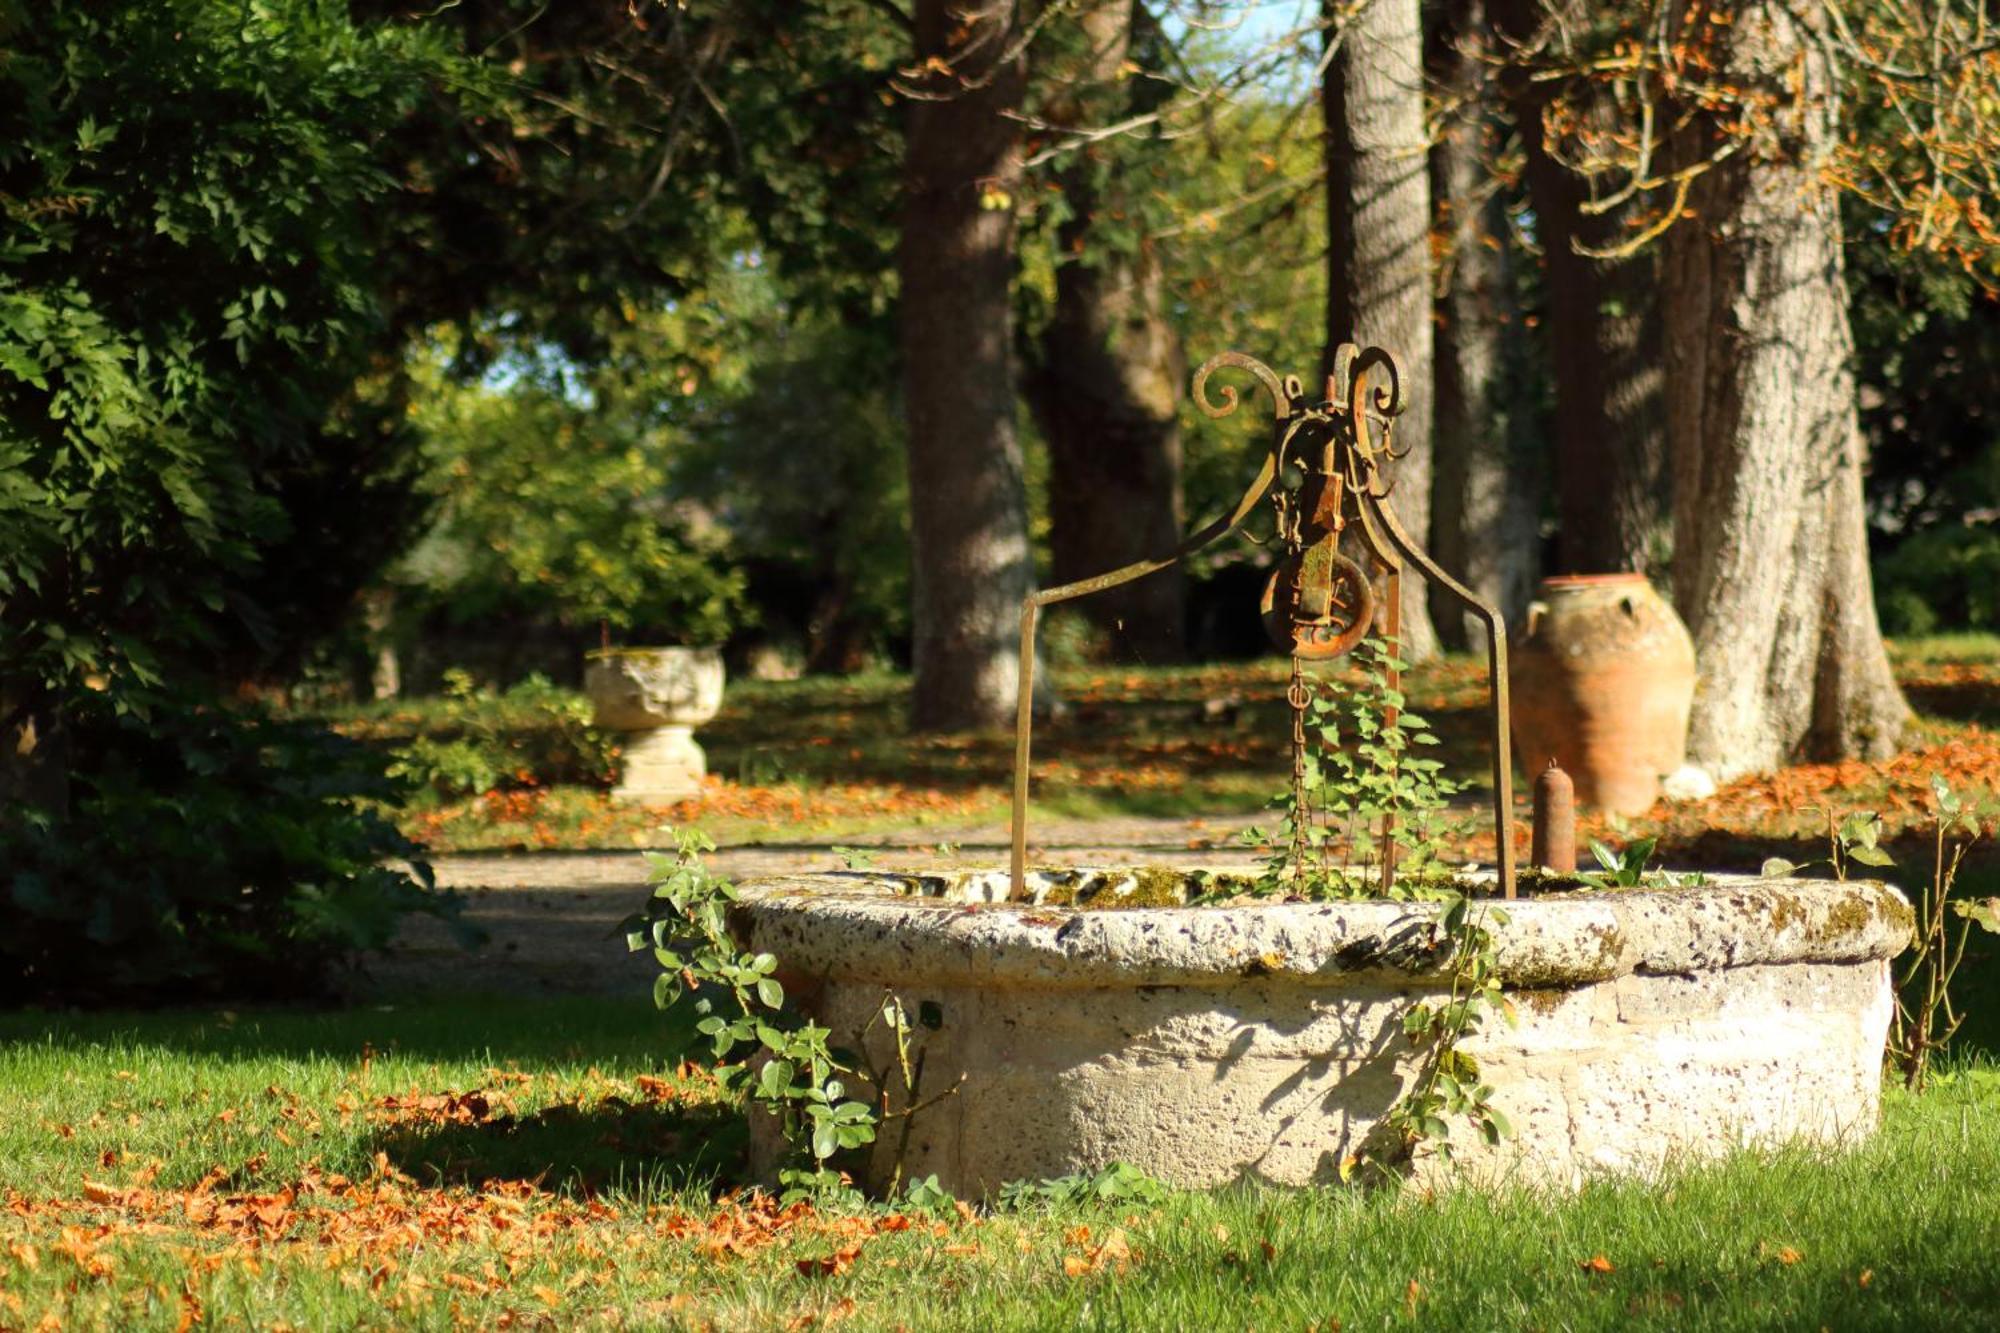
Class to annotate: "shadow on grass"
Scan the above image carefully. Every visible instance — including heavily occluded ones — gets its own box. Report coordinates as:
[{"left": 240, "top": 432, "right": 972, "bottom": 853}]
[
  {"left": 1903, "top": 680, "right": 2000, "bottom": 728},
  {"left": 0, "top": 992, "right": 684, "bottom": 1069},
  {"left": 371, "top": 1093, "right": 748, "bottom": 1196}
]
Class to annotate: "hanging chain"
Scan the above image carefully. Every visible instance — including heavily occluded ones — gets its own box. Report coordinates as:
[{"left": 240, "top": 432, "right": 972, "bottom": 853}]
[
  {"left": 1287, "top": 652, "right": 1310, "bottom": 872},
  {"left": 1272, "top": 428, "right": 1314, "bottom": 876}
]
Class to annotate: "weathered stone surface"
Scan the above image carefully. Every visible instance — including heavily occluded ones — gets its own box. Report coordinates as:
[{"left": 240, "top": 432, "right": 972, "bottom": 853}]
[
  {"left": 611, "top": 725, "right": 706, "bottom": 804},
  {"left": 585, "top": 647, "right": 723, "bottom": 803},
  {"left": 735, "top": 869, "right": 1909, "bottom": 1195},
  {"left": 584, "top": 647, "right": 724, "bottom": 731}
]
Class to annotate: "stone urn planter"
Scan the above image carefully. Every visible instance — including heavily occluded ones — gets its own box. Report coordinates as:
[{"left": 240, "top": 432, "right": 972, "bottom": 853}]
[
  {"left": 735, "top": 868, "right": 1909, "bottom": 1196},
  {"left": 583, "top": 647, "right": 724, "bottom": 804},
  {"left": 1510, "top": 574, "right": 1698, "bottom": 815}
]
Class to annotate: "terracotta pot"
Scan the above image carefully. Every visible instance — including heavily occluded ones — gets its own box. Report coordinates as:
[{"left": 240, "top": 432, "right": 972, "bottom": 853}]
[{"left": 1508, "top": 574, "right": 1695, "bottom": 815}]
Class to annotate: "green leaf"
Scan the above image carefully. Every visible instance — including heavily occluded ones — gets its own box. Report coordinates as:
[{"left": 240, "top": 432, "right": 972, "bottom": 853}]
[
  {"left": 759, "top": 1058, "right": 795, "bottom": 1099},
  {"left": 1849, "top": 845, "right": 1897, "bottom": 869},
  {"left": 1760, "top": 857, "right": 1800, "bottom": 878},
  {"left": 756, "top": 976, "right": 785, "bottom": 1009},
  {"left": 1951, "top": 897, "right": 2000, "bottom": 934}
]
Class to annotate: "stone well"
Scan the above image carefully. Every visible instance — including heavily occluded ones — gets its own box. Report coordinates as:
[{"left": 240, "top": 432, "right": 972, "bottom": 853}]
[{"left": 734, "top": 869, "right": 1911, "bottom": 1195}]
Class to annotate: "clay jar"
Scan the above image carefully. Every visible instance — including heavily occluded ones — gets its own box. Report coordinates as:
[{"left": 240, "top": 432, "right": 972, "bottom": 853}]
[{"left": 1508, "top": 574, "right": 1695, "bottom": 815}]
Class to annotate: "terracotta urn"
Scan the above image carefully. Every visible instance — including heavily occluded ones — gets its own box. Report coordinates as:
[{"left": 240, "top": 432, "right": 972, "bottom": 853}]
[
  {"left": 1508, "top": 574, "right": 1696, "bottom": 815},
  {"left": 583, "top": 647, "right": 725, "bottom": 804}
]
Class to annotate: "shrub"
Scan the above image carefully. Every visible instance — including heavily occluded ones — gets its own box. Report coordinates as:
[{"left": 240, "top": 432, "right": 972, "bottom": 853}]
[
  {"left": 1875, "top": 524, "right": 2000, "bottom": 635},
  {"left": 381, "top": 671, "right": 618, "bottom": 799},
  {"left": 0, "top": 696, "right": 459, "bottom": 1004}
]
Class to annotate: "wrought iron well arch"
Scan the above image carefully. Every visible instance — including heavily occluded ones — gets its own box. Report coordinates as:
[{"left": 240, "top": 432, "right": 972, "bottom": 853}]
[{"left": 1009, "top": 346, "right": 1517, "bottom": 899}]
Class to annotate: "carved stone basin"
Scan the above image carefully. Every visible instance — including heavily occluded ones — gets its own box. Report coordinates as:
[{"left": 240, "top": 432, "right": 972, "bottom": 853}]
[{"left": 734, "top": 869, "right": 1911, "bottom": 1195}]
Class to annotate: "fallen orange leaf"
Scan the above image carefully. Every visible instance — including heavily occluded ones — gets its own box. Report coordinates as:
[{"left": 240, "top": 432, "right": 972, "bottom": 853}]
[{"left": 797, "top": 1242, "right": 864, "bottom": 1278}]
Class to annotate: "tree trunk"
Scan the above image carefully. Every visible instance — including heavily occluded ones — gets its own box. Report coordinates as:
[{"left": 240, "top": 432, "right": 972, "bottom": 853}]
[
  {"left": 900, "top": 0, "right": 1036, "bottom": 731},
  {"left": 1025, "top": 0, "right": 1185, "bottom": 664},
  {"left": 1662, "top": 3, "right": 1908, "bottom": 779},
  {"left": 1426, "top": 0, "right": 1539, "bottom": 649},
  {"left": 361, "top": 587, "right": 400, "bottom": 701},
  {"left": 1322, "top": 0, "right": 1438, "bottom": 661},
  {"left": 1495, "top": 0, "right": 1668, "bottom": 576}
]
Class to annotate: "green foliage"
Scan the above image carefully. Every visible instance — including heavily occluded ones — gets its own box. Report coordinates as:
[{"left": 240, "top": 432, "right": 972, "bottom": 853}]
[
  {"left": 1371, "top": 891, "right": 1514, "bottom": 1172},
  {"left": 380, "top": 670, "right": 615, "bottom": 799},
  {"left": 1762, "top": 811, "right": 1898, "bottom": 883},
  {"left": 994, "top": 1162, "right": 1172, "bottom": 1211},
  {"left": 398, "top": 323, "right": 747, "bottom": 645},
  {"left": 669, "top": 288, "right": 910, "bottom": 669},
  {"left": 1845, "top": 192, "right": 2000, "bottom": 637},
  {"left": 1891, "top": 779, "right": 1995, "bottom": 1091},
  {"left": 1245, "top": 638, "right": 1463, "bottom": 899},
  {"left": 0, "top": 0, "right": 459, "bottom": 717},
  {"left": 627, "top": 829, "right": 878, "bottom": 1201},
  {"left": 1239, "top": 638, "right": 1505, "bottom": 1171},
  {"left": 1874, "top": 524, "right": 2000, "bottom": 636},
  {"left": 1573, "top": 836, "right": 1707, "bottom": 890},
  {"left": 0, "top": 695, "right": 456, "bottom": 1003}
]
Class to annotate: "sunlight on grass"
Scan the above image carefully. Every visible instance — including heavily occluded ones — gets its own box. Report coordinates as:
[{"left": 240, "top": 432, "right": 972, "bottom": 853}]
[{"left": 1, "top": 996, "right": 1995, "bottom": 1329}]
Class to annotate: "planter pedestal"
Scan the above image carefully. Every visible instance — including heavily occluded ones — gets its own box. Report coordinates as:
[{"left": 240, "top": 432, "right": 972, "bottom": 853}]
[
  {"left": 583, "top": 647, "right": 724, "bottom": 805},
  {"left": 734, "top": 868, "right": 1911, "bottom": 1196},
  {"left": 614, "top": 726, "right": 708, "bottom": 804}
]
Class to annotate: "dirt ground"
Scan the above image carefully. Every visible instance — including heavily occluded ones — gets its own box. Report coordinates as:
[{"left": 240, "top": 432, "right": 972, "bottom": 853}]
[{"left": 360, "top": 812, "right": 1266, "bottom": 998}]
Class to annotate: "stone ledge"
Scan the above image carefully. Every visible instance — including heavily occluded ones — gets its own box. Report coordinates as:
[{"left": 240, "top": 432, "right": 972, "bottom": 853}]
[{"left": 732, "top": 870, "right": 1911, "bottom": 992}]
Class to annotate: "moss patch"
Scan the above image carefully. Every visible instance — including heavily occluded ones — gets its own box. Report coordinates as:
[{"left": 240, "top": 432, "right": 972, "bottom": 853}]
[{"left": 1033, "top": 867, "right": 1196, "bottom": 908}]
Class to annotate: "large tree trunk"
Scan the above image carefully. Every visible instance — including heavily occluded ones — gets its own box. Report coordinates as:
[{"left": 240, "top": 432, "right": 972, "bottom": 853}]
[
  {"left": 1322, "top": 0, "right": 1439, "bottom": 661},
  {"left": 1495, "top": 0, "right": 1668, "bottom": 576},
  {"left": 900, "top": 0, "right": 1036, "bottom": 731},
  {"left": 1025, "top": 0, "right": 1185, "bottom": 664},
  {"left": 1663, "top": 3, "right": 1908, "bottom": 779},
  {"left": 1426, "top": 0, "right": 1539, "bottom": 649}
]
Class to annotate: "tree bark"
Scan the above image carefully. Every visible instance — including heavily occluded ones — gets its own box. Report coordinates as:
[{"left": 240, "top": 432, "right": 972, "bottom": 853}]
[
  {"left": 361, "top": 587, "right": 400, "bottom": 701},
  {"left": 900, "top": 0, "right": 1036, "bottom": 731},
  {"left": 1025, "top": 0, "right": 1185, "bottom": 664},
  {"left": 1494, "top": 0, "right": 1668, "bottom": 576},
  {"left": 1426, "top": 0, "right": 1539, "bottom": 649},
  {"left": 1662, "top": 3, "right": 1908, "bottom": 779},
  {"left": 1322, "top": 0, "right": 1439, "bottom": 661}
]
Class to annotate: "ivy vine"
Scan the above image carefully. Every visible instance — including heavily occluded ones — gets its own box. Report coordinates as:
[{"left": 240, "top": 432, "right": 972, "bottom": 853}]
[
  {"left": 625, "top": 828, "right": 878, "bottom": 1200},
  {"left": 1242, "top": 637, "right": 1516, "bottom": 1173}
]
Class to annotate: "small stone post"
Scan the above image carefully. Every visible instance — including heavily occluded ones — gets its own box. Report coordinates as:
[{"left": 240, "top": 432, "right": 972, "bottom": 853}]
[{"left": 1531, "top": 758, "right": 1576, "bottom": 874}]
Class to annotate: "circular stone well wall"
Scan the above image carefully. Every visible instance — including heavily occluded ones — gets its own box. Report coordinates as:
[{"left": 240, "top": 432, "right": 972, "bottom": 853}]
[{"left": 734, "top": 869, "right": 1911, "bottom": 1195}]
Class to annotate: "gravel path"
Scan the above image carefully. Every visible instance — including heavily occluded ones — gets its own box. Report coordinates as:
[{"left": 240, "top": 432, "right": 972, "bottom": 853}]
[{"left": 359, "top": 812, "right": 1266, "bottom": 998}]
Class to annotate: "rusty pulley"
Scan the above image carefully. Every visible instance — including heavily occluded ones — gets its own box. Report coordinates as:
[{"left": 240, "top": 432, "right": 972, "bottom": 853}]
[
  {"left": 1260, "top": 545, "right": 1374, "bottom": 659},
  {"left": 1260, "top": 422, "right": 1374, "bottom": 659}
]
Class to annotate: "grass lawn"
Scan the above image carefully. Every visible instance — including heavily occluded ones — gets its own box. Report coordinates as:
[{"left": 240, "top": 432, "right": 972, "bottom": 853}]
[
  {"left": 49, "top": 636, "right": 1974, "bottom": 1327},
  {"left": 2, "top": 994, "right": 1998, "bottom": 1330}
]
